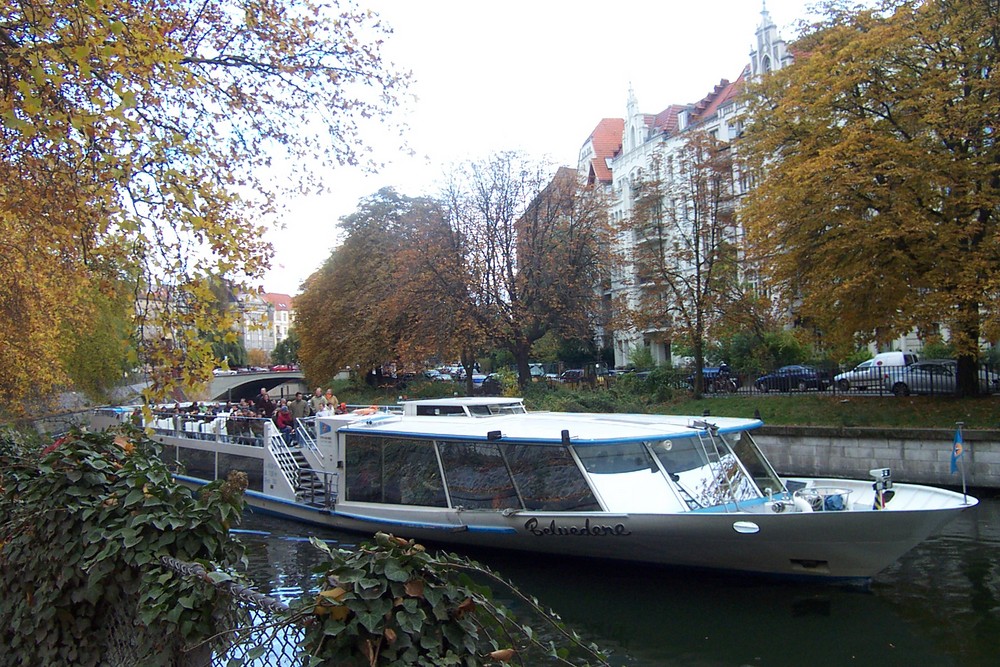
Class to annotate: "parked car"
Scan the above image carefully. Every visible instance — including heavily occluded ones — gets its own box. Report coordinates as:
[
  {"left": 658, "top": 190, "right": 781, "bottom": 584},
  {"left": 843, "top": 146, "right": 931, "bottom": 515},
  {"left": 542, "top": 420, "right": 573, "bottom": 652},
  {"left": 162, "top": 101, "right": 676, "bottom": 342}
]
[
  {"left": 885, "top": 359, "right": 998, "bottom": 396},
  {"left": 755, "top": 365, "right": 828, "bottom": 392},
  {"left": 558, "top": 369, "right": 585, "bottom": 383},
  {"left": 834, "top": 352, "right": 918, "bottom": 391}
]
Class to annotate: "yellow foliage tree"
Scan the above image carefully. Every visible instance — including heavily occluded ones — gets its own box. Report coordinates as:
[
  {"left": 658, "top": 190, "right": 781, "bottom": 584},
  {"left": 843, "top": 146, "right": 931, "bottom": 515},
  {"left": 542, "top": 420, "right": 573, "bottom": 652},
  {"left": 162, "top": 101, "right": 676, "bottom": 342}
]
[
  {"left": 0, "top": 0, "right": 408, "bottom": 415},
  {"left": 740, "top": 0, "right": 1000, "bottom": 395}
]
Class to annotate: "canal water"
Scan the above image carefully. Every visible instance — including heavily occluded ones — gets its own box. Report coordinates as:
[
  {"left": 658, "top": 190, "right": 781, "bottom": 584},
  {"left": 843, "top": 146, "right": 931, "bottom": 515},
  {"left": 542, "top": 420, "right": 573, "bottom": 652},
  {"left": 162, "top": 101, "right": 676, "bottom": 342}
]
[{"left": 236, "top": 493, "right": 999, "bottom": 666}]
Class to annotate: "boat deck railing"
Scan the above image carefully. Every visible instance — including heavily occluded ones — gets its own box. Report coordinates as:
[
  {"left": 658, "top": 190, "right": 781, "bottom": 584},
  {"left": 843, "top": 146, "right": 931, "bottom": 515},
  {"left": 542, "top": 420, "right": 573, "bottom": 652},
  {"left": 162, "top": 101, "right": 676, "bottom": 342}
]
[{"left": 147, "top": 412, "right": 287, "bottom": 449}]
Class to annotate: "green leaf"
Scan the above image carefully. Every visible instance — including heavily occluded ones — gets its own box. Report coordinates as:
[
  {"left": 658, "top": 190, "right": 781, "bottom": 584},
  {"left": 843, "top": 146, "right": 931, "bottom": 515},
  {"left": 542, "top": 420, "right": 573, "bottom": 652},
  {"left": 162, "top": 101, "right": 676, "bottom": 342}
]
[
  {"left": 384, "top": 559, "right": 410, "bottom": 582},
  {"left": 356, "top": 610, "right": 384, "bottom": 634}
]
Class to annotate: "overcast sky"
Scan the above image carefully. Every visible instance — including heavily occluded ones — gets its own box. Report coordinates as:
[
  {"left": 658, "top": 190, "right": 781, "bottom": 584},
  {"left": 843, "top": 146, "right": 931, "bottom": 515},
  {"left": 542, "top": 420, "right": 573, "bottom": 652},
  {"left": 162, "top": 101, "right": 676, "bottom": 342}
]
[{"left": 262, "top": 0, "right": 824, "bottom": 296}]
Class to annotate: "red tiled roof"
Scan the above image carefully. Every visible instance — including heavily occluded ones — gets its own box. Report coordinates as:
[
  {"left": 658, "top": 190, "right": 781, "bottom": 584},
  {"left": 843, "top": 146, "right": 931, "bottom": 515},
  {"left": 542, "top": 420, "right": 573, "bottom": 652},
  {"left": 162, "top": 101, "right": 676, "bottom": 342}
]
[
  {"left": 584, "top": 118, "right": 623, "bottom": 184},
  {"left": 649, "top": 105, "right": 686, "bottom": 135},
  {"left": 691, "top": 66, "right": 749, "bottom": 122},
  {"left": 262, "top": 292, "right": 293, "bottom": 310}
]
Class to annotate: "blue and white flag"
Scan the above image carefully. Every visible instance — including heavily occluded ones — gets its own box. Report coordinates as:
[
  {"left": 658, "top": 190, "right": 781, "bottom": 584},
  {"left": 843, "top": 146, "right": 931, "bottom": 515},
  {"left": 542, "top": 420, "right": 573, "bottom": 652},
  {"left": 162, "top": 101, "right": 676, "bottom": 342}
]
[{"left": 950, "top": 429, "right": 964, "bottom": 474}]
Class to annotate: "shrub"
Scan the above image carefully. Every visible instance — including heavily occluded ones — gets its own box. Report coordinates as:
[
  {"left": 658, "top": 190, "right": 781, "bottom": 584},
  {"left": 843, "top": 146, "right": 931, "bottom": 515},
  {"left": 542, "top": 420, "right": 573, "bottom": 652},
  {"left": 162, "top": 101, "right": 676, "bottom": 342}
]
[
  {"left": 0, "top": 428, "right": 247, "bottom": 667},
  {"left": 294, "top": 533, "right": 609, "bottom": 666}
]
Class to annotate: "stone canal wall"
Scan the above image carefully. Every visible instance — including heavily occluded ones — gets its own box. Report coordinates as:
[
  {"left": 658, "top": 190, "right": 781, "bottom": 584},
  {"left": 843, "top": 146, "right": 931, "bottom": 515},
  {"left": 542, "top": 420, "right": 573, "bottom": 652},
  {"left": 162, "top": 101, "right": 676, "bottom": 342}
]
[{"left": 755, "top": 426, "right": 1000, "bottom": 490}]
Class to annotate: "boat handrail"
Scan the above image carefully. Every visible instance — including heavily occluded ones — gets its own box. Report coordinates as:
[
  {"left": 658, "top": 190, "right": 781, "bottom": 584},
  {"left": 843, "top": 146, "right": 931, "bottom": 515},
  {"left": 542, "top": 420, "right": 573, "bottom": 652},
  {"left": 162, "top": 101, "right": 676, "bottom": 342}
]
[
  {"left": 695, "top": 429, "right": 741, "bottom": 512},
  {"left": 295, "top": 467, "right": 339, "bottom": 510},
  {"left": 294, "top": 416, "right": 321, "bottom": 455},
  {"left": 145, "top": 411, "right": 280, "bottom": 448},
  {"left": 266, "top": 427, "right": 300, "bottom": 492},
  {"left": 344, "top": 403, "right": 403, "bottom": 415}
]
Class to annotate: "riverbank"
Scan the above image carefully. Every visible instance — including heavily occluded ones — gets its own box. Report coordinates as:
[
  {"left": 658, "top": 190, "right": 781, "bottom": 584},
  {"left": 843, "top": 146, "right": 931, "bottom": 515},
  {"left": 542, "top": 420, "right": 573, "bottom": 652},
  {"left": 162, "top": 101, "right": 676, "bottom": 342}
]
[
  {"left": 755, "top": 424, "right": 1000, "bottom": 490},
  {"left": 656, "top": 393, "right": 1000, "bottom": 429}
]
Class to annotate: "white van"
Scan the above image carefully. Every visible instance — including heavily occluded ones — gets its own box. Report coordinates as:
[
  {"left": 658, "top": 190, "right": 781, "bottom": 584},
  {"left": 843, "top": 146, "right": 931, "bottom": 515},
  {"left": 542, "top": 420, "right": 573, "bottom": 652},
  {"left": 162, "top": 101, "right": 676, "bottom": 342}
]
[{"left": 834, "top": 351, "right": 918, "bottom": 391}]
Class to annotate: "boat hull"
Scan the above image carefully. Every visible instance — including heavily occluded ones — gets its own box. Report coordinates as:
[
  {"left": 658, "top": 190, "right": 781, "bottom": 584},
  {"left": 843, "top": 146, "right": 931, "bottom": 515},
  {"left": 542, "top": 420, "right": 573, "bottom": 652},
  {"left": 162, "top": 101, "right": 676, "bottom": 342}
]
[{"left": 181, "top": 476, "right": 974, "bottom": 580}]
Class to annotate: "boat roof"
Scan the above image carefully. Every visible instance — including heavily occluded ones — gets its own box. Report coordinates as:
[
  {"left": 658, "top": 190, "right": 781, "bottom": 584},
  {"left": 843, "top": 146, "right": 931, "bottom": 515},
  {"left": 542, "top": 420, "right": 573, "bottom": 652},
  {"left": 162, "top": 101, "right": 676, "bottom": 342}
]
[{"left": 337, "top": 406, "right": 762, "bottom": 446}]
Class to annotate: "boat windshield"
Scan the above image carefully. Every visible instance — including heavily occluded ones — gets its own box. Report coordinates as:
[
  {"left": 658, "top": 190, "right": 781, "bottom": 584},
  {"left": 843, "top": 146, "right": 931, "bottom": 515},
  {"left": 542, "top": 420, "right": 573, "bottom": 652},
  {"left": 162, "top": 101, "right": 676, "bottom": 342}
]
[
  {"left": 467, "top": 402, "right": 527, "bottom": 416},
  {"left": 646, "top": 435, "right": 761, "bottom": 509},
  {"left": 726, "top": 430, "right": 787, "bottom": 497}
]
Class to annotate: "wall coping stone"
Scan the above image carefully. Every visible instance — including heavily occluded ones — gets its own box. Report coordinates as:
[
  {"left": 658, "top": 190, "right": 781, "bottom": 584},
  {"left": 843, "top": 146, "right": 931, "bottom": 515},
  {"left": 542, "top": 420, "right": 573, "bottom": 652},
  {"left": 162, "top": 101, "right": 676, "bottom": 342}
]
[{"left": 756, "top": 425, "right": 1000, "bottom": 441}]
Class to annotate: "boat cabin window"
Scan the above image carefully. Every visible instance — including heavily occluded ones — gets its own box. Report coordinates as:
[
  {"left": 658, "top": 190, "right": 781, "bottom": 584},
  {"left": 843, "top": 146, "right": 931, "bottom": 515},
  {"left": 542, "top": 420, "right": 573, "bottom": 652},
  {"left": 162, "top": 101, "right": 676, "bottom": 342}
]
[
  {"left": 344, "top": 435, "right": 447, "bottom": 507},
  {"left": 727, "top": 431, "right": 786, "bottom": 496},
  {"left": 647, "top": 436, "right": 760, "bottom": 509},
  {"left": 500, "top": 444, "right": 600, "bottom": 511},
  {"left": 468, "top": 402, "right": 527, "bottom": 416},
  {"left": 436, "top": 441, "right": 601, "bottom": 511},
  {"left": 574, "top": 443, "right": 685, "bottom": 513},
  {"left": 575, "top": 443, "right": 656, "bottom": 475},
  {"left": 415, "top": 405, "right": 467, "bottom": 416},
  {"left": 438, "top": 442, "right": 520, "bottom": 509}
]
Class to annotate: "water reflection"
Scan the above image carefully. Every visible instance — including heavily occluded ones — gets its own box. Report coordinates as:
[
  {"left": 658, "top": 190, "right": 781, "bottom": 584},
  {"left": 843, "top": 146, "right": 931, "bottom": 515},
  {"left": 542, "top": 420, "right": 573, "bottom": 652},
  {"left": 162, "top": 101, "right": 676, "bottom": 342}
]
[{"left": 236, "top": 494, "right": 999, "bottom": 667}]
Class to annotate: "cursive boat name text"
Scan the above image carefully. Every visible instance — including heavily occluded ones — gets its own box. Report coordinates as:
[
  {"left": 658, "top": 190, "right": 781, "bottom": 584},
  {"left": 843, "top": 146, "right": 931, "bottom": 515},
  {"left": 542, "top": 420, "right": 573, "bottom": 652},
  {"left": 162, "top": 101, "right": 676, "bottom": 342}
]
[{"left": 524, "top": 517, "right": 631, "bottom": 537}]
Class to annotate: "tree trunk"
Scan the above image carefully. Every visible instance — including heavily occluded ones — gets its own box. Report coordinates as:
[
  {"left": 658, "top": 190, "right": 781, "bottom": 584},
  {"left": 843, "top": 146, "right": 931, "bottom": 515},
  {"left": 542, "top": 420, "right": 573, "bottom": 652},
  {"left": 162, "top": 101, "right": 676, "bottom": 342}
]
[
  {"left": 513, "top": 341, "right": 532, "bottom": 388},
  {"left": 954, "top": 303, "right": 982, "bottom": 397},
  {"left": 461, "top": 348, "right": 476, "bottom": 394},
  {"left": 692, "top": 337, "right": 705, "bottom": 399}
]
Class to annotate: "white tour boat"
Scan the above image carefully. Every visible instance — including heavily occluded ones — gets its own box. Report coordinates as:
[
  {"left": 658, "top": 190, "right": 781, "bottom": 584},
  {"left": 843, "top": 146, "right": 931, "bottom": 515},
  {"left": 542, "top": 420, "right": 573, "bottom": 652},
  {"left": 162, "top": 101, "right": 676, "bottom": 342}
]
[{"left": 93, "top": 397, "right": 977, "bottom": 580}]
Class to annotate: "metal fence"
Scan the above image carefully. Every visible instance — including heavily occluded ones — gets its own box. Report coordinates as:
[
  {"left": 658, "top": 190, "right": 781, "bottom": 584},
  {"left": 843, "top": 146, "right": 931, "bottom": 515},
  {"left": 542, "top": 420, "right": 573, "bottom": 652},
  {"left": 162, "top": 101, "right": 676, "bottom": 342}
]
[
  {"left": 158, "top": 557, "right": 304, "bottom": 667},
  {"left": 555, "top": 362, "right": 1000, "bottom": 397}
]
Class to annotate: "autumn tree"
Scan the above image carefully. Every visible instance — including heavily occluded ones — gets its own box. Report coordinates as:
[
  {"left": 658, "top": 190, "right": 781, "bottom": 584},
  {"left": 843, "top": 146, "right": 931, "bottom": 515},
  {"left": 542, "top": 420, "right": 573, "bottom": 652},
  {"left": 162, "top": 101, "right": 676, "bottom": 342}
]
[
  {"left": 295, "top": 189, "right": 449, "bottom": 384},
  {"left": 394, "top": 200, "right": 489, "bottom": 393},
  {"left": 441, "top": 155, "right": 611, "bottom": 386},
  {"left": 621, "top": 133, "right": 740, "bottom": 396},
  {"left": 0, "top": 0, "right": 408, "bottom": 415},
  {"left": 740, "top": 0, "right": 1000, "bottom": 396}
]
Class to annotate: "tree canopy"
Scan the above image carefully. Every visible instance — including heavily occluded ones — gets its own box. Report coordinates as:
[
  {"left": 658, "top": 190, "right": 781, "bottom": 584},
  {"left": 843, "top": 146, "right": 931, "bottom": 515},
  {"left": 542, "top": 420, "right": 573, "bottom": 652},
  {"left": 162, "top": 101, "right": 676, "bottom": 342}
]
[
  {"left": 297, "top": 156, "right": 611, "bottom": 387},
  {"left": 622, "top": 132, "right": 742, "bottom": 395},
  {"left": 0, "top": 0, "right": 408, "bottom": 414},
  {"left": 294, "top": 188, "right": 448, "bottom": 384},
  {"left": 740, "top": 0, "right": 1000, "bottom": 394},
  {"left": 439, "top": 155, "right": 611, "bottom": 385}
]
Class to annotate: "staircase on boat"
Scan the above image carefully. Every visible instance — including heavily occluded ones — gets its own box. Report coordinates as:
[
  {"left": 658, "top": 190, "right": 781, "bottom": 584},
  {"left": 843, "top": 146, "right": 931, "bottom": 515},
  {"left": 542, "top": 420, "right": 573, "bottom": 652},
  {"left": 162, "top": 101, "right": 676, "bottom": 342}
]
[{"left": 269, "top": 433, "right": 338, "bottom": 509}]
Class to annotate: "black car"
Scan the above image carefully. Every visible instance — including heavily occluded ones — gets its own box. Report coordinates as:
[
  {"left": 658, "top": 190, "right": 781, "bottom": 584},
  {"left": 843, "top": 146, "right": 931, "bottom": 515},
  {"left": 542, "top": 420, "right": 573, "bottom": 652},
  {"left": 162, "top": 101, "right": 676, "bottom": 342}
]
[
  {"left": 557, "top": 369, "right": 585, "bottom": 382},
  {"left": 755, "top": 365, "right": 828, "bottom": 392}
]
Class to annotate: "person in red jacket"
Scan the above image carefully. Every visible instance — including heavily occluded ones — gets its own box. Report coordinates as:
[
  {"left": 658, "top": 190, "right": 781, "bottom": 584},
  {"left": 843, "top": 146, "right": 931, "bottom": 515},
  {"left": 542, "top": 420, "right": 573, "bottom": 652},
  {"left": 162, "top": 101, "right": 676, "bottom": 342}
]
[{"left": 275, "top": 405, "right": 296, "bottom": 443}]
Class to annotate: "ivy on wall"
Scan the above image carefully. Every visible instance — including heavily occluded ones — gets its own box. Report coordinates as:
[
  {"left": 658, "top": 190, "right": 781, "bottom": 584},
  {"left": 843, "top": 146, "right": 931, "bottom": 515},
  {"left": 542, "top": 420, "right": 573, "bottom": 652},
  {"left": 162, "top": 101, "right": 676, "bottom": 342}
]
[{"left": 0, "top": 428, "right": 247, "bottom": 666}]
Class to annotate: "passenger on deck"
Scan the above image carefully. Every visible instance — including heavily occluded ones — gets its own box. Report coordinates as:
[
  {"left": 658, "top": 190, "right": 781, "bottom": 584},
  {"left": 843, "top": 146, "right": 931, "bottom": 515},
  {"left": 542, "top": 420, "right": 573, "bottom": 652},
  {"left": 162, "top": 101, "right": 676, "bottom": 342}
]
[
  {"left": 324, "top": 389, "right": 338, "bottom": 409},
  {"left": 255, "top": 388, "right": 275, "bottom": 418},
  {"left": 309, "top": 387, "right": 326, "bottom": 416},
  {"left": 289, "top": 392, "right": 309, "bottom": 421},
  {"left": 275, "top": 405, "right": 295, "bottom": 443}
]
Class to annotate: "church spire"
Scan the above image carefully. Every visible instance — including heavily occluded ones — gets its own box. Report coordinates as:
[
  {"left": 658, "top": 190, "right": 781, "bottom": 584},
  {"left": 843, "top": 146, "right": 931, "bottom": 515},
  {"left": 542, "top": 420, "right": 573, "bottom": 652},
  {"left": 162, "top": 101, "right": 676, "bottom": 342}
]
[{"left": 750, "top": 0, "right": 790, "bottom": 78}]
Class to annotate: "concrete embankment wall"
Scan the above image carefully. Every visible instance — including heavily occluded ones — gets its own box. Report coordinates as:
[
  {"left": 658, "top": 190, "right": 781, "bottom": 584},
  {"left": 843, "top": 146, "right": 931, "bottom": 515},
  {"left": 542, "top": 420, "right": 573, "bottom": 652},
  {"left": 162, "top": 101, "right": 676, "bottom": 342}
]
[{"left": 754, "top": 426, "right": 1000, "bottom": 490}]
